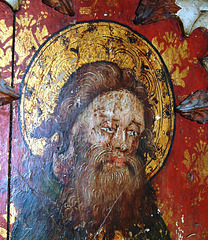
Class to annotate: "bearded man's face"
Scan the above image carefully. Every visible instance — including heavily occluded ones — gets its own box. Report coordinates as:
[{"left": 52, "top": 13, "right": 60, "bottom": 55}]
[{"left": 62, "top": 89, "right": 147, "bottom": 236}]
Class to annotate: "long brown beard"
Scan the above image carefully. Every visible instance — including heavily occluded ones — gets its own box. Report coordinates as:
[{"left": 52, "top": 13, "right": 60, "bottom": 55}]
[{"left": 60, "top": 135, "right": 154, "bottom": 238}]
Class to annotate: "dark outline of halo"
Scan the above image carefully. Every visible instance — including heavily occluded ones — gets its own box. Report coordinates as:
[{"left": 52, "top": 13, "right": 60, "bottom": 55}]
[{"left": 18, "top": 20, "right": 176, "bottom": 181}]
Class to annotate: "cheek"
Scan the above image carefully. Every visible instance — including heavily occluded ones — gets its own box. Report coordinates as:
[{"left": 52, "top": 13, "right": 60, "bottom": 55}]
[{"left": 128, "top": 137, "right": 140, "bottom": 154}]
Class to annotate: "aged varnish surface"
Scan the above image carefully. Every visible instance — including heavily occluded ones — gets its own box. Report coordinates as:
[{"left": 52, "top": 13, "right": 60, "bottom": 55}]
[{"left": 0, "top": 0, "right": 207, "bottom": 239}]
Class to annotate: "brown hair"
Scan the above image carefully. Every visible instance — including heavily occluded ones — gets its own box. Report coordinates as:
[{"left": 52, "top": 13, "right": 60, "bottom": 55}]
[
  {"left": 33, "top": 61, "right": 155, "bottom": 174},
  {"left": 55, "top": 61, "right": 154, "bottom": 152}
]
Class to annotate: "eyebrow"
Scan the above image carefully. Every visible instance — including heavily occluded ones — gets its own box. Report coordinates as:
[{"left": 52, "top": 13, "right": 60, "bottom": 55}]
[
  {"left": 130, "top": 120, "right": 142, "bottom": 127},
  {"left": 99, "top": 113, "right": 142, "bottom": 128}
]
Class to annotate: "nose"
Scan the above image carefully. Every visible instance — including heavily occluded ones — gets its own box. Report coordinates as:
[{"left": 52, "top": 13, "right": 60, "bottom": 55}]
[
  {"left": 112, "top": 129, "right": 128, "bottom": 152},
  {"left": 119, "top": 144, "right": 128, "bottom": 152}
]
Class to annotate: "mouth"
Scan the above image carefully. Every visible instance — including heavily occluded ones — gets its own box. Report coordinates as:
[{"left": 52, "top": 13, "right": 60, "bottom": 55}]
[{"left": 109, "top": 156, "right": 126, "bottom": 167}]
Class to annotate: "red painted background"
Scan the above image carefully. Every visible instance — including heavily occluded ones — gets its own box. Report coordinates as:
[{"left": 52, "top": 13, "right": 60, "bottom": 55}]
[{"left": 0, "top": 0, "right": 207, "bottom": 239}]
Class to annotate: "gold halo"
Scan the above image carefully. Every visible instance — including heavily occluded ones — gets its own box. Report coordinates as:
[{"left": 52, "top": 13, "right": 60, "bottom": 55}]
[{"left": 19, "top": 21, "right": 175, "bottom": 179}]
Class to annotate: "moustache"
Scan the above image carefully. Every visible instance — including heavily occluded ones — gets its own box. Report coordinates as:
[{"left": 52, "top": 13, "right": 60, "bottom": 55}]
[{"left": 84, "top": 145, "right": 138, "bottom": 176}]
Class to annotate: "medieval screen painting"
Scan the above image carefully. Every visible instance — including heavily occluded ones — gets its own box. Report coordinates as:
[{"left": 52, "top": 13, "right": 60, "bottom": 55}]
[
  {"left": 0, "top": 1, "right": 207, "bottom": 240},
  {"left": 11, "top": 21, "right": 175, "bottom": 239}
]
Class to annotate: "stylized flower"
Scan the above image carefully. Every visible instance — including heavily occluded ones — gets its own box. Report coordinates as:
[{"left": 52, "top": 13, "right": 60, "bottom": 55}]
[{"left": 152, "top": 32, "right": 190, "bottom": 87}]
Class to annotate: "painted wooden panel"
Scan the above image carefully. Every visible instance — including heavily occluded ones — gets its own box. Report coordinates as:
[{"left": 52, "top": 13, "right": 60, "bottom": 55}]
[
  {"left": 0, "top": 0, "right": 207, "bottom": 239},
  {"left": 0, "top": 3, "right": 13, "bottom": 240}
]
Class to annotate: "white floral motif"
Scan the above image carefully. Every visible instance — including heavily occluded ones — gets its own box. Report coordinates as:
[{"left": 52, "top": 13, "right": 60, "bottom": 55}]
[{"left": 176, "top": 0, "right": 208, "bottom": 35}]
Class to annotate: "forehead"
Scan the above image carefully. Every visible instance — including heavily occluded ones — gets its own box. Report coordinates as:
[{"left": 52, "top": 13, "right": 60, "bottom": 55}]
[
  {"left": 77, "top": 89, "right": 145, "bottom": 127},
  {"left": 94, "top": 89, "right": 143, "bottom": 116}
]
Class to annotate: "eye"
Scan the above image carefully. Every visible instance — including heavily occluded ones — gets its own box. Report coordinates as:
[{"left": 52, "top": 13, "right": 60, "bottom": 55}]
[
  {"left": 101, "top": 127, "right": 115, "bottom": 133},
  {"left": 127, "top": 130, "right": 139, "bottom": 136},
  {"left": 100, "top": 120, "right": 117, "bottom": 134}
]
